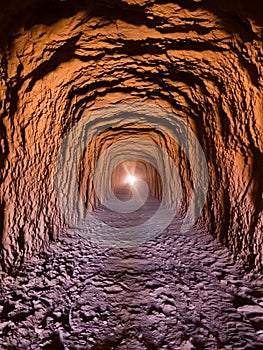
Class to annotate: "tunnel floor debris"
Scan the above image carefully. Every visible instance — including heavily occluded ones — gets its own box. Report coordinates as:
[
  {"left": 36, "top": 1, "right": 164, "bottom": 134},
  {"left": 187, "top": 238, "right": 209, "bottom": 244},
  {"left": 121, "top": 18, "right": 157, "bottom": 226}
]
[{"left": 0, "top": 198, "right": 263, "bottom": 350}]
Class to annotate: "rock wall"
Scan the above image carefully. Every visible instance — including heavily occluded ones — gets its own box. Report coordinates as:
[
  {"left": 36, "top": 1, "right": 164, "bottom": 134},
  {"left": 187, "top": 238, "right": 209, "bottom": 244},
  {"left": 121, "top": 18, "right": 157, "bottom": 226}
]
[{"left": 0, "top": 0, "right": 262, "bottom": 271}]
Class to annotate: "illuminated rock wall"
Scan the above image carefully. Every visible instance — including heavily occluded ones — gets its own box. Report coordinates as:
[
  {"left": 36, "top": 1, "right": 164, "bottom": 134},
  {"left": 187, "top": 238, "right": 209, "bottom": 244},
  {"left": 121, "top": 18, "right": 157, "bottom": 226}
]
[{"left": 0, "top": 0, "right": 262, "bottom": 270}]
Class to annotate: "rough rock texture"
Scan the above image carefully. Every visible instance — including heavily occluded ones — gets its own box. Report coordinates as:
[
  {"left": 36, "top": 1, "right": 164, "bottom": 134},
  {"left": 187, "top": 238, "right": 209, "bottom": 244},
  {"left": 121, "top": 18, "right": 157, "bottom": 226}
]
[
  {"left": 0, "top": 0, "right": 263, "bottom": 272},
  {"left": 0, "top": 201, "right": 263, "bottom": 349}
]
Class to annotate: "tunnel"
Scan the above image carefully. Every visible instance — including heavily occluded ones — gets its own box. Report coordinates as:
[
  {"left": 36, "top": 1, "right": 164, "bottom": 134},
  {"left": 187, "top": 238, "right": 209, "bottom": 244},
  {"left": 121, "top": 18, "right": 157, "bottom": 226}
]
[{"left": 0, "top": 0, "right": 263, "bottom": 349}]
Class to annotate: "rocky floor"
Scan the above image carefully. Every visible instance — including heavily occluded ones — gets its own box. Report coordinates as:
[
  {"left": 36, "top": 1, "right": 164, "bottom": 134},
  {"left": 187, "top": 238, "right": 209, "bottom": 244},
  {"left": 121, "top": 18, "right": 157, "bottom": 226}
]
[{"left": 0, "top": 198, "right": 263, "bottom": 350}]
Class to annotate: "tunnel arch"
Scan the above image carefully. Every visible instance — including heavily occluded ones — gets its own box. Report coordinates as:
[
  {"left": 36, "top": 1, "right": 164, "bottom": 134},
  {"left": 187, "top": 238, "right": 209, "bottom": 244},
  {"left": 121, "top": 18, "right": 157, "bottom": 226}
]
[
  {"left": 78, "top": 123, "right": 193, "bottom": 215},
  {"left": 0, "top": 0, "right": 262, "bottom": 271}
]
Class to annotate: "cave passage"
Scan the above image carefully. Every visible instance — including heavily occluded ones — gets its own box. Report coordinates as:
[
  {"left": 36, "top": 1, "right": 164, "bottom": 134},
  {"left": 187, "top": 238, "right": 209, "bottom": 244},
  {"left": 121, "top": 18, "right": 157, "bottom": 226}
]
[{"left": 0, "top": 0, "right": 263, "bottom": 349}]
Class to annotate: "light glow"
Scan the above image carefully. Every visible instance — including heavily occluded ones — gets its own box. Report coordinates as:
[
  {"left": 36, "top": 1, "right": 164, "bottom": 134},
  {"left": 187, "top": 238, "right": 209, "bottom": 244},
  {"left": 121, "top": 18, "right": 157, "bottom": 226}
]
[{"left": 125, "top": 175, "right": 137, "bottom": 186}]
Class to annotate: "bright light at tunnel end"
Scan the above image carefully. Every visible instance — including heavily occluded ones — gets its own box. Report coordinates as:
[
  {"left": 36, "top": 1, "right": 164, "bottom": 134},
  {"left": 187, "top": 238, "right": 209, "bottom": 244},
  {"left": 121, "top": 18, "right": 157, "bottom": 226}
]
[{"left": 125, "top": 175, "right": 137, "bottom": 186}]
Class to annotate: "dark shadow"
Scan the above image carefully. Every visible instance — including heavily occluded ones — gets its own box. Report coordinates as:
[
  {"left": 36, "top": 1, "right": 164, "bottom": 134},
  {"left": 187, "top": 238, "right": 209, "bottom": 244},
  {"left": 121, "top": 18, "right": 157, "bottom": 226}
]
[{"left": 0, "top": 0, "right": 262, "bottom": 49}]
